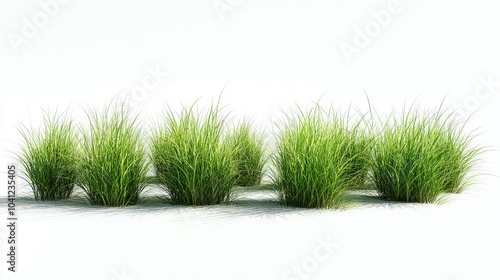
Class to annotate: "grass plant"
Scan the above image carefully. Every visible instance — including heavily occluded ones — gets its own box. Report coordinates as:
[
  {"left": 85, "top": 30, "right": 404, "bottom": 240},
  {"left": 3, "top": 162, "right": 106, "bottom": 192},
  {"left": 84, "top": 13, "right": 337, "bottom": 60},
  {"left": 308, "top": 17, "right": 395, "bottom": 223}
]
[
  {"left": 150, "top": 102, "right": 237, "bottom": 205},
  {"left": 370, "top": 107, "right": 480, "bottom": 203},
  {"left": 78, "top": 104, "right": 149, "bottom": 206},
  {"left": 228, "top": 120, "right": 266, "bottom": 187},
  {"left": 272, "top": 105, "right": 369, "bottom": 209},
  {"left": 18, "top": 111, "right": 78, "bottom": 200},
  {"left": 345, "top": 125, "right": 372, "bottom": 190}
]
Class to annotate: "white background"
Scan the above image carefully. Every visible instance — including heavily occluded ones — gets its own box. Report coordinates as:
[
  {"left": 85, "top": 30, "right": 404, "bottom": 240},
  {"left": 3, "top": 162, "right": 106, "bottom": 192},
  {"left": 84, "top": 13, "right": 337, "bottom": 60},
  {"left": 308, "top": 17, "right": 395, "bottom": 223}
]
[{"left": 1, "top": 0, "right": 499, "bottom": 279}]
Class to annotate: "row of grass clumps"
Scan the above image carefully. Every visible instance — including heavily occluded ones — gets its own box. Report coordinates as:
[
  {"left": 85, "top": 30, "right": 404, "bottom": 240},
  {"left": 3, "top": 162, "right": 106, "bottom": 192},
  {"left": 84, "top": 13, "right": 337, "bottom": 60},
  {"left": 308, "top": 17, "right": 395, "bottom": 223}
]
[
  {"left": 17, "top": 101, "right": 481, "bottom": 208},
  {"left": 18, "top": 101, "right": 266, "bottom": 207},
  {"left": 272, "top": 104, "right": 480, "bottom": 208}
]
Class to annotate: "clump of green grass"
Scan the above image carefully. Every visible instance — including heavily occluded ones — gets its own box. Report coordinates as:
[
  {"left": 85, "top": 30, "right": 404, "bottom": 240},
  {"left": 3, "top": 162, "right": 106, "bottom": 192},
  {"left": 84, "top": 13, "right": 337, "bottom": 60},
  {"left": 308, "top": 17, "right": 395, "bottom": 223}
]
[
  {"left": 18, "top": 111, "right": 78, "bottom": 201},
  {"left": 345, "top": 125, "right": 373, "bottom": 190},
  {"left": 370, "top": 108, "right": 480, "bottom": 203},
  {"left": 272, "top": 106, "right": 368, "bottom": 209},
  {"left": 436, "top": 120, "right": 480, "bottom": 194},
  {"left": 228, "top": 120, "right": 266, "bottom": 187},
  {"left": 78, "top": 104, "right": 149, "bottom": 206},
  {"left": 150, "top": 102, "right": 237, "bottom": 205}
]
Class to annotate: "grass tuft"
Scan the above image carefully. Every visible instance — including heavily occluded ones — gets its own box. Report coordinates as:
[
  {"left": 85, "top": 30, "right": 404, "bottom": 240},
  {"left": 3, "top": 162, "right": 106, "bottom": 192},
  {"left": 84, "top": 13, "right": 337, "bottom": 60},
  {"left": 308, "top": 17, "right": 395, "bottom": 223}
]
[
  {"left": 150, "top": 102, "right": 237, "bottom": 205},
  {"left": 228, "top": 120, "right": 266, "bottom": 187},
  {"left": 78, "top": 104, "right": 149, "bottom": 206},
  {"left": 272, "top": 105, "right": 369, "bottom": 209},
  {"left": 18, "top": 110, "right": 78, "bottom": 201},
  {"left": 345, "top": 123, "right": 373, "bottom": 190},
  {"left": 370, "top": 107, "right": 481, "bottom": 203}
]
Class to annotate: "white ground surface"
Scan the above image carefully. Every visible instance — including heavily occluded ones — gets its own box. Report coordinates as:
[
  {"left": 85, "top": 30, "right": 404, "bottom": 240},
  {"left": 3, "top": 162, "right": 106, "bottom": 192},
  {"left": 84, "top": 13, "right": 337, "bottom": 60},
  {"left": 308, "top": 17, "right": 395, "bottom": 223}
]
[{"left": 0, "top": 182, "right": 499, "bottom": 280}]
